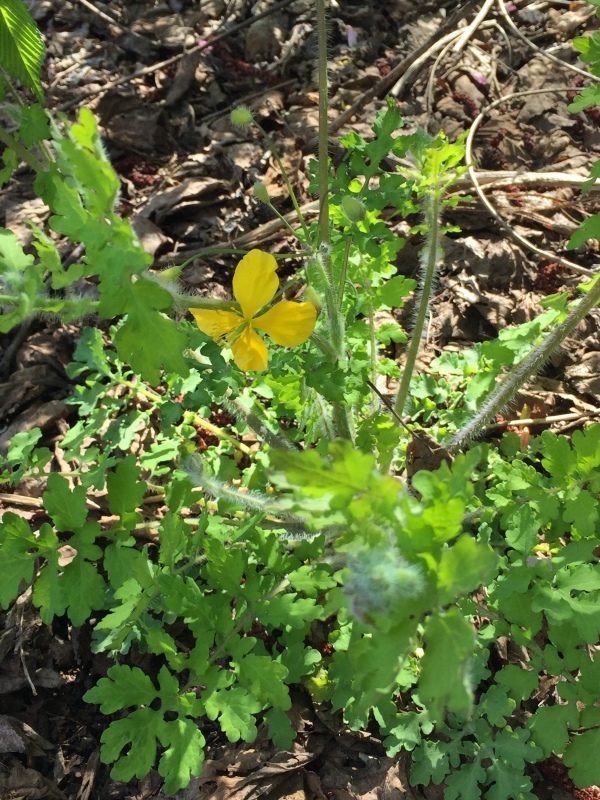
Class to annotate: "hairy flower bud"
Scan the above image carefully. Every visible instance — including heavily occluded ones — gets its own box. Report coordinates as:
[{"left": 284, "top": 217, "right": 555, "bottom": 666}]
[
  {"left": 344, "top": 545, "right": 424, "bottom": 623},
  {"left": 303, "top": 286, "right": 322, "bottom": 314},
  {"left": 341, "top": 194, "right": 367, "bottom": 223},
  {"left": 253, "top": 182, "right": 271, "bottom": 205},
  {"left": 230, "top": 106, "right": 254, "bottom": 127}
]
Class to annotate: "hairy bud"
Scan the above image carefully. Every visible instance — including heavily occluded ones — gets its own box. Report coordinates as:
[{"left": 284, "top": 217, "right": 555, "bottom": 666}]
[
  {"left": 341, "top": 195, "right": 367, "bottom": 223},
  {"left": 344, "top": 545, "right": 424, "bottom": 622},
  {"left": 253, "top": 182, "right": 271, "bottom": 205},
  {"left": 230, "top": 106, "right": 254, "bottom": 127}
]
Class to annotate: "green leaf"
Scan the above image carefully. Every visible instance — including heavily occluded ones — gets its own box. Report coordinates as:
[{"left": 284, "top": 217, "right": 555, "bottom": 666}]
[
  {"left": 144, "top": 626, "right": 186, "bottom": 672},
  {"left": 527, "top": 704, "right": 579, "bottom": 757},
  {"left": 53, "top": 107, "right": 120, "bottom": 215},
  {"left": 331, "top": 620, "right": 417, "bottom": 729},
  {"left": 158, "top": 718, "right": 205, "bottom": 794},
  {"left": 100, "top": 708, "right": 160, "bottom": 783},
  {"left": 33, "top": 556, "right": 66, "bottom": 623},
  {"left": 0, "top": 0, "right": 45, "bottom": 100},
  {"left": 43, "top": 473, "right": 88, "bottom": 532},
  {"left": 564, "top": 729, "right": 600, "bottom": 787},
  {"left": 204, "top": 687, "right": 262, "bottom": 743},
  {"left": 265, "top": 707, "right": 296, "bottom": 750},
  {"left": 495, "top": 664, "right": 538, "bottom": 702},
  {"left": 113, "top": 280, "right": 190, "bottom": 384},
  {"left": 411, "top": 740, "right": 451, "bottom": 785},
  {"left": 568, "top": 212, "right": 600, "bottom": 249},
  {"left": 383, "top": 711, "right": 431, "bottom": 755},
  {"left": 106, "top": 454, "right": 147, "bottom": 518},
  {"left": 158, "top": 512, "right": 189, "bottom": 569},
  {"left": 419, "top": 608, "right": 475, "bottom": 721},
  {"left": 504, "top": 504, "right": 540, "bottom": 554},
  {"left": 0, "top": 146, "right": 18, "bottom": 186},
  {"left": 477, "top": 685, "right": 515, "bottom": 727},
  {"left": 562, "top": 489, "right": 598, "bottom": 538},
  {"left": 61, "top": 556, "right": 106, "bottom": 626},
  {"left": 571, "top": 424, "right": 600, "bottom": 479},
  {"left": 19, "top": 103, "right": 49, "bottom": 146},
  {"left": 373, "top": 275, "right": 416, "bottom": 309},
  {"left": 0, "top": 227, "right": 34, "bottom": 272},
  {"left": 486, "top": 728, "right": 541, "bottom": 800},
  {"left": 445, "top": 759, "right": 487, "bottom": 800},
  {"left": 234, "top": 654, "right": 291, "bottom": 709},
  {"left": 568, "top": 83, "right": 600, "bottom": 114},
  {"left": 540, "top": 430, "right": 575, "bottom": 482},
  {"left": 270, "top": 441, "right": 376, "bottom": 508},
  {"left": 84, "top": 664, "right": 159, "bottom": 713},
  {"left": 0, "top": 512, "right": 39, "bottom": 606},
  {"left": 436, "top": 536, "right": 497, "bottom": 604}
]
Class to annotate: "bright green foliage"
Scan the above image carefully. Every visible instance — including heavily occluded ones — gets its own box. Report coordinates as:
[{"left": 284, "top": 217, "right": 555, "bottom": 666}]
[
  {"left": 0, "top": 0, "right": 45, "bottom": 100},
  {"left": 418, "top": 609, "right": 475, "bottom": 721},
  {"left": 1, "top": 107, "right": 190, "bottom": 383}
]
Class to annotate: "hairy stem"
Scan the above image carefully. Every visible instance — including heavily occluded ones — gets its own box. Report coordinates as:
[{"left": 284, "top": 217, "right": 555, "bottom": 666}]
[
  {"left": 316, "top": 0, "right": 330, "bottom": 255},
  {"left": 447, "top": 276, "right": 600, "bottom": 452},
  {"left": 393, "top": 189, "right": 442, "bottom": 417},
  {"left": 0, "top": 127, "right": 47, "bottom": 173}
]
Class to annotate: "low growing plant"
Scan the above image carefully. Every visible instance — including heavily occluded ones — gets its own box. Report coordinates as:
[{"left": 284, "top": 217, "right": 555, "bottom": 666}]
[{"left": 1, "top": 0, "right": 600, "bottom": 796}]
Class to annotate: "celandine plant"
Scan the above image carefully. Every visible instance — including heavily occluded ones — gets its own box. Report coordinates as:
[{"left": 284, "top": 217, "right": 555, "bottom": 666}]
[{"left": 1, "top": 0, "right": 600, "bottom": 796}]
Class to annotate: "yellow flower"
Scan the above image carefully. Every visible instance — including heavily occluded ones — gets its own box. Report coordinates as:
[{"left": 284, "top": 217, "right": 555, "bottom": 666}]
[{"left": 189, "top": 250, "right": 317, "bottom": 372}]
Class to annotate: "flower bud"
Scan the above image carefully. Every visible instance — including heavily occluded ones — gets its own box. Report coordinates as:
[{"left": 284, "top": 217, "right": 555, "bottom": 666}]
[
  {"left": 344, "top": 545, "right": 424, "bottom": 623},
  {"left": 158, "top": 265, "right": 183, "bottom": 283},
  {"left": 303, "top": 285, "right": 322, "bottom": 314},
  {"left": 230, "top": 106, "right": 254, "bottom": 127},
  {"left": 253, "top": 182, "right": 271, "bottom": 205},
  {"left": 341, "top": 194, "right": 367, "bottom": 223}
]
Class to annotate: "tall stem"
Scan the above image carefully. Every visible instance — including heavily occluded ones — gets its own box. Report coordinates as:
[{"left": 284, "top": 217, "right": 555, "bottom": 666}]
[
  {"left": 447, "top": 276, "right": 600, "bottom": 452},
  {"left": 314, "top": 0, "right": 353, "bottom": 441},
  {"left": 393, "top": 189, "right": 442, "bottom": 417},
  {"left": 316, "top": 0, "right": 330, "bottom": 256}
]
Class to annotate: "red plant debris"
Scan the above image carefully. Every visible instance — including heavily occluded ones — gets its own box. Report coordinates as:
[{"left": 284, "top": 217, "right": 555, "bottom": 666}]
[
  {"left": 534, "top": 262, "right": 565, "bottom": 294},
  {"left": 210, "top": 40, "right": 282, "bottom": 86},
  {"left": 114, "top": 154, "right": 159, "bottom": 188},
  {"left": 453, "top": 90, "right": 479, "bottom": 120}
]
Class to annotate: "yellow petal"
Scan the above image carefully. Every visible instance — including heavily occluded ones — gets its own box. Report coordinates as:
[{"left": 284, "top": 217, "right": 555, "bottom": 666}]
[
  {"left": 189, "top": 308, "right": 242, "bottom": 340},
  {"left": 231, "top": 325, "right": 269, "bottom": 372},
  {"left": 253, "top": 300, "right": 317, "bottom": 347},
  {"left": 233, "top": 250, "right": 279, "bottom": 321}
]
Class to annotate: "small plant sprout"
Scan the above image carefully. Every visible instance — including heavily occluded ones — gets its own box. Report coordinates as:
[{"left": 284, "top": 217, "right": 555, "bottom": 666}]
[{"left": 188, "top": 249, "right": 317, "bottom": 371}]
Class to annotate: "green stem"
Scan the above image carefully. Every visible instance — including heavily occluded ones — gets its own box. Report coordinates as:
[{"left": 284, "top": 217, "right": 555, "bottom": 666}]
[
  {"left": 367, "top": 298, "right": 377, "bottom": 397},
  {"left": 447, "top": 275, "right": 600, "bottom": 452},
  {"left": 393, "top": 189, "right": 442, "bottom": 417},
  {"left": 314, "top": 0, "right": 354, "bottom": 441},
  {"left": 0, "top": 294, "right": 99, "bottom": 315},
  {"left": 338, "top": 236, "right": 352, "bottom": 303},
  {"left": 0, "top": 127, "right": 47, "bottom": 173},
  {"left": 261, "top": 198, "right": 307, "bottom": 243},
  {"left": 316, "top": 0, "right": 330, "bottom": 253},
  {"left": 332, "top": 404, "right": 354, "bottom": 440},
  {"left": 254, "top": 121, "right": 311, "bottom": 243},
  {"left": 310, "top": 330, "right": 339, "bottom": 361},
  {"left": 176, "top": 295, "right": 240, "bottom": 311}
]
